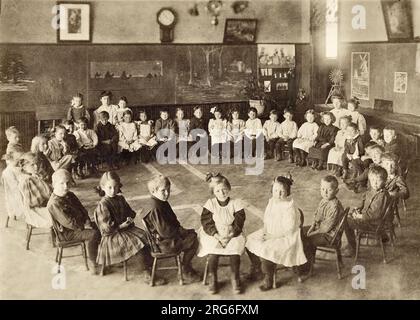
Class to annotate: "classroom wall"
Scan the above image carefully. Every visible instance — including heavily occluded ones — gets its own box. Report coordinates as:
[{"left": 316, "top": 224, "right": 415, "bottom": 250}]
[{"left": 0, "top": 0, "right": 310, "bottom": 44}]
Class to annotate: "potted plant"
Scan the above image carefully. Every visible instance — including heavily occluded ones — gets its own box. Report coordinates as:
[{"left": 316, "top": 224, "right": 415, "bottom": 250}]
[{"left": 241, "top": 75, "right": 268, "bottom": 116}]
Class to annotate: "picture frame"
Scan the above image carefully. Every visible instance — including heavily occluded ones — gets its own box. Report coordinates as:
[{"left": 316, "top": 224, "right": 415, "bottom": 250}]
[
  {"left": 57, "top": 2, "right": 91, "bottom": 43},
  {"left": 394, "top": 72, "right": 408, "bottom": 93},
  {"left": 381, "top": 0, "right": 413, "bottom": 42},
  {"left": 351, "top": 52, "right": 370, "bottom": 101},
  {"left": 223, "top": 19, "right": 257, "bottom": 44}
]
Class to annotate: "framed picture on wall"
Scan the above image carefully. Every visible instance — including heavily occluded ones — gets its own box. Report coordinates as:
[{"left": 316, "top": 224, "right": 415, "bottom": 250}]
[
  {"left": 57, "top": 2, "right": 91, "bottom": 42},
  {"left": 351, "top": 52, "right": 370, "bottom": 101},
  {"left": 381, "top": 0, "right": 413, "bottom": 42},
  {"left": 394, "top": 72, "right": 408, "bottom": 93},
  {"left": 223, "top": 19, "right": 257, "bottom": 44}
]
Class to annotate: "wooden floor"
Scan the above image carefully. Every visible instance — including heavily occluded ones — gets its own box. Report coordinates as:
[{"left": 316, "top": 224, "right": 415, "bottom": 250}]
[{"left": 1, "top": 159, "right": 420, "bottom": 299}]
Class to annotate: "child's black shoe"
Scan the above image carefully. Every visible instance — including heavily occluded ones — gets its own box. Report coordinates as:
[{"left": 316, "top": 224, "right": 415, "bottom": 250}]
[
  {"left": 231, "top": 277, "right": 242, "bottom": 294},
  {"left": 258, "top": 275, "right": 273, "bottom": 292}
]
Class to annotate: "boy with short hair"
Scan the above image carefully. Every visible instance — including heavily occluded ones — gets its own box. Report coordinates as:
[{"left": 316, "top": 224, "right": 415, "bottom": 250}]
[
  {"left": 276, "top": 109, "right": 298, "bottom": 163},
  {"left": 344, "top": 165, "right": 391, "bottom": 255},
  {"left": 381, "top": 152, "right": 409, "bottom": 202},
  {"left": 47, "top": 169, "right": 101, "bottom": 274},
  {"left": 383, "top": 126, "right": 406, "bottom": 172},
  {"left": 66, "top": 93, "right": 90, "bottom": 126},
  {"left": 73, "top": 117, "right": 99, "bottom": 177},
  {"left": 95, "top": 111, "right": 119, "bottom": 169},
  {"left": 143, "top": 175, "right": 200, "bottom": 283},
  {"left": 301, "top": 175, "right": 344, "bottom": 273},
  {"left": 262, "top": 109, "right": 281, "bottom": 160},
  {"left": 342, "top": 123, "right": 365, "bottom": 179},
  {"left": 4, "top": 126, "right": 23, "bottom": 155}
]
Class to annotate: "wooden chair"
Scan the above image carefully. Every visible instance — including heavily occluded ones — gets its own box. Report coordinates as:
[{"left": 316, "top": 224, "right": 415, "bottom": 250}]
[
  {"left": 354, "top": 201, "right": 396, "bottom": 264},
  {"left": 273, "top": 209, "right": 305, "bottom": 287},
  {"left": 26, "top": 224, "right": 55, "bottom": 250},
  {"left": 4, "top": 215, "right": 17, "bottom": 228},
  {"left": 51, "top": 225, "right": 89, "bottom": 273},
  {"left": 142, "top": 217, "right": 184, "bottom": 286},
  {"left": 313, "top": 207, "right": 350, "bottom": 280}
]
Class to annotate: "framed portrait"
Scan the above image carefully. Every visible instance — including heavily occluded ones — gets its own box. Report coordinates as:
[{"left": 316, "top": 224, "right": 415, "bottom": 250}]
[
  {"left": 57, "top": 2, "right": 91, "bottom": 42},
  {"left": 223, "top": 19, "right": 257, "bottom": 44},
  {"left": 381, "top": 0, "right": 413, "bottom": 42},
  {"left": 394, "top": 72, "right": 408, "bottom": 93}
]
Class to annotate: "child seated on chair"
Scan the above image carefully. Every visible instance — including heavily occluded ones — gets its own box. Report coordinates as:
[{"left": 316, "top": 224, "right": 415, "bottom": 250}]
[
  {"left": 345, "top": 144, "right": 384, "bottom": 193},
  {"left": 62, "top": 120, "right": 80, "bottom": 156},
  {"left": 95, "top": 111, "right": 119, "bottom": 170},
  {"left": 301, "top": 175, "right": 344, "bottom": 275},
  {"left": 115, "top": 96, "right": 132, "bottom": 125},
  {"left": 144, "top": 175, "right": 200, "bottom": 283},
  {"left": 135, "top": 110, "right": 158, "bottom": 163},
  {"left": 381, "top": 152, "right": 409, "bottom": 204},
  {"left": 154, "top": 109, "right": 176, "bottom": 161},
  {"left": 174, "top": 107, "right": 190, "bottom": 160},
  {"left": 343, "top": 165, "right": 391, "bottom": 256},
  {"left": 244, "top": 107, "right": 263, "bottom": 158},
  {"left": 246, "top": 174, "right": 307, "bottom": 291},
  {"left": 30, "top": 135, "right": 54, "bottom": 183},
  {"left": 293, "top": 109, "right": 319, "bottom": 167},
  {"left": 17, "top": 152, "right": 53, "bottom": 228},
  {"left": 45, "top": 125, "right": 76, "bottom": 172},
  {"left": 308, "top": 111, "right": 338, "bottom": 171},
  {"left": 93, "top": 171, "right": 164, "bottom": 284},
  {"left": 197, "top": 173, "right": 246, "bottom": 294},
  {"left": 342, "top": 123, "right": 365, "bottom": 180},
  {"left": 5, "top": 126, "right": 23, "bottom": 156},
  {"left": 262, "top": 109, "right": 281, "bottom": 160},
  {"left": 74, "top": 117, "right": 99, "bottom": 177},
  {"left": 47, "top": 169, "right": 101, "bottom": 274},
  {"left": 188, "top": 106, "right": 208, "bottom": 158},
  {"left": 276, "top": 109, "right": 298, "bottom": 163},
  {"left": 383, "top": 127, "right": 406, "bottom": 173},
  {"left": 327, "top": 116, "right": 351, "bottom": 177},
  {"left": 208, "top": 107, "right": 229, "bottom": 160},
  {"left": 117, "top": 110, "right": 142, "bottom": 165},
  {"left": 227, "top": 106, "right": 245, "bottom": 161},
  {"left": 1, "top": 150, "right": 25, "bottom": 222}
]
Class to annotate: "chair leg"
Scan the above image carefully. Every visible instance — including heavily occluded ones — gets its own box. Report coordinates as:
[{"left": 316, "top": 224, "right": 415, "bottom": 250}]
[
  {"left": 203, "top": 258, "right": 209, "bottom": 285},
  {"left": 100, "top": 263, "right": 106, "bottom": 276},
  {"left": 150, "top": 258, "right": 157, "bottom": 287},
  {"left": 272, "top": 267, "right": 277, "bottom": 289},
  {"left": 177, "top": 255, "right": 184, "bottom": 285},
  {"left": 354, "top": 232, "right": 361, "bottom": 264},
  {"left": 336, "top": 249, "right": 343, "bottom": 280},
  {"left": 123, "top": 260, "right": 128, "bottom": 281},
  {"left": 26, "top": 224, "right": 33, "bottom": 250},
  {"left": 379, "top": 236, "right": 387, "bottom": 264},
  {"left": 14, "top": 216, "right": 17, "bottom": 221},
  {"left": 5, "top": 216, "right": 10, "bottom": 228},
  {"left": 81, "top": 243, "right": 89, "bottom": 271},
  {"left": 55, "top": 247, "right": 59, "bottom": 263},
  {"left": 57, "top": 247, "right": 63, "bottom": 273}
]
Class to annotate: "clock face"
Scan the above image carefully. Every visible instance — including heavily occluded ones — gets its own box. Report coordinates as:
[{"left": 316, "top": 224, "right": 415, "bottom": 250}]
[{"left": 158, "top": 9, "right": 175, "bottom": 26}]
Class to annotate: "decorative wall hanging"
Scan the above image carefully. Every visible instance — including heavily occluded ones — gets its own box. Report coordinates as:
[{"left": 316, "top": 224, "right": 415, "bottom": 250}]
[
  {"left": 394, "top": 72, "right": 408, "bottom": 93},
  {"left": 223, "top": 19, "right": 257, "bottom": 44},
  {"left": 381, "top": 0, "right": 413, "bottom": 42},
  {"left": 351, "top": 52, "right": 370, "bottom": 101}
]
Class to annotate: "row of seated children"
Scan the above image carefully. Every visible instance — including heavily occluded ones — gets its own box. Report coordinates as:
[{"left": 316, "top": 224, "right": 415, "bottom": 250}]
[{"left": 1, "top": 128, "right": 407, "bottom": 294}]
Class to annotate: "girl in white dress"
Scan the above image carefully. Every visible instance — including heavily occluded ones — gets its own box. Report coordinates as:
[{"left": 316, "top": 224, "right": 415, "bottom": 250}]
[
  {"left": 227, "top": 107, "right": 245, "bottom": 161},
  {"left": 198, "top": 173, "right": 246, "bottom": 294},
  {"left": 174, "top": 107, "right": 190, "bottom": 160},
  {"left": 115, "top": 96, "right": 132, "bottom": 124},
  {"left": 208, "top": 107, "right": 229, "bottom": 160},
  {"left": 292, "top": 109, "right": 319, "bottom": 167},
  {"left": 246, "top": 175, "right": 307, "bottom": 291},
  {"left": 136, "top": 110, "right": 157, "bottom": 163},
  {"left": 117, "top": 110, "right": 141, "bottom": 164},
  {"left": 327, "top": 116, "right": 351, "bottom": 176}
]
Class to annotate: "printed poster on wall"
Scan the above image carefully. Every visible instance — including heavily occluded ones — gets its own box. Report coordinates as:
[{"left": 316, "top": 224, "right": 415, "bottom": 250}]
[
  {"left": 351, "top": 52, "right": 370, "bottom": 101},
  {"left": 394, "top": 72, "right": 408, "bottom": 93}
]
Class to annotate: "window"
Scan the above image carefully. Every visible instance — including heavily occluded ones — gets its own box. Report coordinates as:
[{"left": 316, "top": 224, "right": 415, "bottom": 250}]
[{"left": 326, "top": 0, "right": 338, "bottom": 59}]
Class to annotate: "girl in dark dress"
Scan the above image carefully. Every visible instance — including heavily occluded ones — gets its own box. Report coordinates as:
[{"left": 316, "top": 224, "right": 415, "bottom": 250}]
[{"left": 308, "top": 112, "right": 338, "bottom": 170}]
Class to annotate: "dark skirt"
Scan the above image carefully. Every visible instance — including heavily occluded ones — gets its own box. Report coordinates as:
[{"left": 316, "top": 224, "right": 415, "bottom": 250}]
[
  {"left": 308, "top": 143, "right": 333, "bottom": 161},
  {"left": 96, "top": 225, "right": 147, "bottom": 265}
]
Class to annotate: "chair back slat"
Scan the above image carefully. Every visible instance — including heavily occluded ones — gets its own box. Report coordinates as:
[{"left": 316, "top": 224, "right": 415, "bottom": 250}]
[
  {"left": 142, "top": 213, "right": 161, "bottom": 254},
  {"left": 329, "top": 207, "right": 350, "bottom": 247},
  {"left": 375, "top": 198, "right": 396, "bottom": 234}
]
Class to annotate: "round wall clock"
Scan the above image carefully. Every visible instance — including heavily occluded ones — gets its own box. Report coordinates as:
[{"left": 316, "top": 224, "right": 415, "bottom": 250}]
[{"left": 157, "top": 8, "right": 177, "bottom": 43}]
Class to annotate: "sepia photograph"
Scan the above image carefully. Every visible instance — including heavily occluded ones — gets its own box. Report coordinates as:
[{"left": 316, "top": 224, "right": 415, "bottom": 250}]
[{"left": 0, "top": 0, "right": 420, "bottom": 309}]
